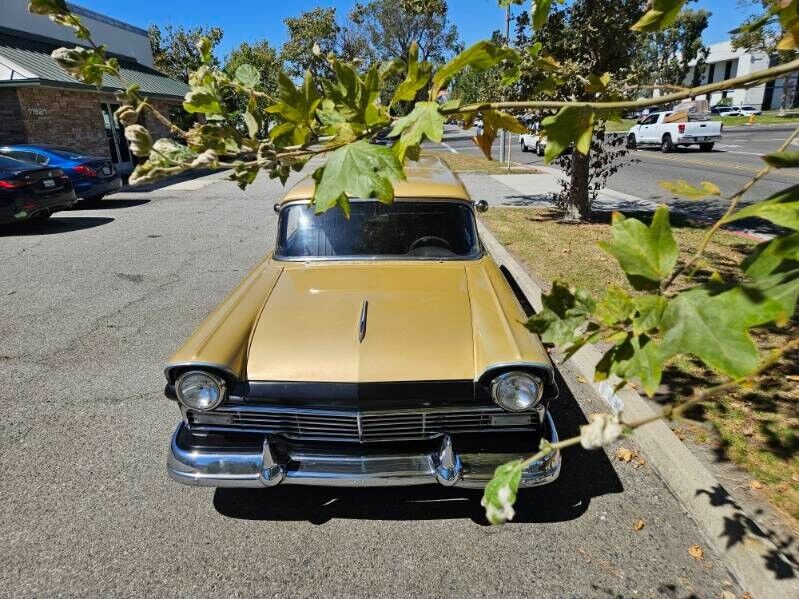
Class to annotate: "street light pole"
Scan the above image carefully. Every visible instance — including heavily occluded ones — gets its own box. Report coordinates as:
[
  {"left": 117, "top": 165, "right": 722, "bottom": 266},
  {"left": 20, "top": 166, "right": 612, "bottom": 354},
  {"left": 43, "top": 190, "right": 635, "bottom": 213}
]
[{"left": 499, "top": 4, "right": 512, "bottom": 165}]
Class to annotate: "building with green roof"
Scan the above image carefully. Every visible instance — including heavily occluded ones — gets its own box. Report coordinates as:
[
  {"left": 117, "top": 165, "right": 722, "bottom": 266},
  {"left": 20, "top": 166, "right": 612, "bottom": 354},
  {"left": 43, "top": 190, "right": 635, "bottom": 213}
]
[{"left": 0, "top": 1, "right": 189, "bottom": 174}]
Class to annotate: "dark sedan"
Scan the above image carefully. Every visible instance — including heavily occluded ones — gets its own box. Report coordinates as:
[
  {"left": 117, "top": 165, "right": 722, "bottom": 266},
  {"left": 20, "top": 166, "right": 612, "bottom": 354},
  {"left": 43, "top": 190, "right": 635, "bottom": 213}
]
[
  {"left": 0, "top": 156, "right": 77, "bottom": 224},
  {"left": 0, "top": 145, "right": 122, "bottom": 202}
]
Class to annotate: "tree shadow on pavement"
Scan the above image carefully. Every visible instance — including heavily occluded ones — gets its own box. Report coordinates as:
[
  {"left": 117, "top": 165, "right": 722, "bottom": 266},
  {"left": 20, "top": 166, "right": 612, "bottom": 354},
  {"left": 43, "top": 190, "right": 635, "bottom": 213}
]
[
  {"left": 696, "top": 485, "right": 798, "bottom": 580},
  {"left": 0, "top": 216, "right": 113, "bottom": 236},
  {"left": 213, "top": 369, "right": 623, "bottom": 525}
]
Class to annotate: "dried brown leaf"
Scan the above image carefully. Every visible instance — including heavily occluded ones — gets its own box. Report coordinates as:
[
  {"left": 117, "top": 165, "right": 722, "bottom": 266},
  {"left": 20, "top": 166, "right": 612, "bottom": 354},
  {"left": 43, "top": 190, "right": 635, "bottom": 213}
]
[
  {"left": 615, "top": 447, "right": 637, "bottom": 462},
  {"left": 688, "top": 544, "right": 704, "bottom": 560},
  {"left": 748, "top": 480, "right": 764, "bottom": 490},
  {"left": 633, "top": 519, "right": 645, "bottom": 531}
]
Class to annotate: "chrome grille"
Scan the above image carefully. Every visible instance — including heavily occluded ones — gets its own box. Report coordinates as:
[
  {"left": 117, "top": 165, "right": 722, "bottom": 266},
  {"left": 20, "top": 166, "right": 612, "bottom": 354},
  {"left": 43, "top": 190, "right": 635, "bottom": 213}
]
[{"left": 187, "top": 406, "right": 538, "bottom": 442}]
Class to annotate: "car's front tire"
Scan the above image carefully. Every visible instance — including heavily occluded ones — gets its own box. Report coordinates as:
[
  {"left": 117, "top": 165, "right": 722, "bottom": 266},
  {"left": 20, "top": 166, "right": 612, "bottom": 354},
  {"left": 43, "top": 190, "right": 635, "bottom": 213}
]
[
  {"left": 626, "top": 134, "right": 637, "bottom": 149},
  {"left": 536, "top": 142, "right": 544, "bottom": 156},
  {"left": 661, "top": 134, "right": 674, "bottom": 153}
]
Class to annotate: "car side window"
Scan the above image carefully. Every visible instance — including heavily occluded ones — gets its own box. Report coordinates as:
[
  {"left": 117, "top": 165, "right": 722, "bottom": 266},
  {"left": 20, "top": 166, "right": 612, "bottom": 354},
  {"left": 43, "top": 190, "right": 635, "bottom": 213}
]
[
  {"left": 641, "top": 115, "right": 658, "bottom": 125},
  {"left": 3, "top": 150, "right": 37, "bottom": 163},
  {"left": 34, "top": 153, "right": 48, "bottom": 165}
]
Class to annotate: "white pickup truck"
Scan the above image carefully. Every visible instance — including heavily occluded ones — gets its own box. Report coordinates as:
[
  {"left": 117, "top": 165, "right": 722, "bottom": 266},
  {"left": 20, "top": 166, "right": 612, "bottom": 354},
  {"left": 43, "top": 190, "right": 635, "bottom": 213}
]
[{"left": 626, "top": 111, "right": 722, "bottom": 152}]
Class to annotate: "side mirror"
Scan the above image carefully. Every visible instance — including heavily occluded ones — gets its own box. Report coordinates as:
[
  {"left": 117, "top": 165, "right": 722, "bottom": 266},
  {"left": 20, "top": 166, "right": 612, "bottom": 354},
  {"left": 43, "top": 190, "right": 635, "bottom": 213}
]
[
  {"left": 474, "top": 200, "right": 489, "bottom": 213},
  {"left": 273, "top": 203, "right": 281, "bottom": 213}
]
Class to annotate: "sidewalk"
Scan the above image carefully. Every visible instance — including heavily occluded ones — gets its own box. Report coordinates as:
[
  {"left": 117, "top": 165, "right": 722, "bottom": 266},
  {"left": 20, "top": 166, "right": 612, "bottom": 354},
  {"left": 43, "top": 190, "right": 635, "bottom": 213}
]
[{"left": 461, "top": 166, "right": 773, "bottom": 239}]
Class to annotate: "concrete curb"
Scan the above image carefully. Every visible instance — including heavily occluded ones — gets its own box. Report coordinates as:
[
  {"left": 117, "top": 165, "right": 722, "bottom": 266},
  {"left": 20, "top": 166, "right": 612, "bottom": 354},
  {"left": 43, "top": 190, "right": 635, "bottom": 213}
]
[{"left": 477, "top": 220, "right": 799, "bottom": 598}]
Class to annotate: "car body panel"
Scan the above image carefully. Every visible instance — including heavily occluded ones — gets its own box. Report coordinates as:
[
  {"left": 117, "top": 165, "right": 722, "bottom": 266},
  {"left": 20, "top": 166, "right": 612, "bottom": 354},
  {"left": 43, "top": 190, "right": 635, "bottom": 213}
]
[
  {"left": 0, "top": 156, "right": 76, "bottom": 223},
  {"left": 0, "top": 145, "right": 121, "bottom": 199},
  {"left": 165, "top": 255, "right": 283, "bottom": 382},
  {"left": 166, "top": 255, "right": 551, "bottom": 384},
  {"left": 280, "top": 155, "right": 470, "bottom": 204}
]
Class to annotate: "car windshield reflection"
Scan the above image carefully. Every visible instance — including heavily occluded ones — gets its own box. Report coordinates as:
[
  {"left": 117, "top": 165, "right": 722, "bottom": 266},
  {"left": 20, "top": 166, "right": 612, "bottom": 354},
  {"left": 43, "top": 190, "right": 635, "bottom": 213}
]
[{"left": 275, "top": 200, "right": 481, "bottom": 260}]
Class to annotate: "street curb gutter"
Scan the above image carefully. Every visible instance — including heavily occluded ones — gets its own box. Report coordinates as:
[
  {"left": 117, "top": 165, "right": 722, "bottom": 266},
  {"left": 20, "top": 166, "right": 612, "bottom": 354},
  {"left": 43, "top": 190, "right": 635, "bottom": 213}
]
[{"left": 477, "top": 221, "right": 799, "bottom": 598}]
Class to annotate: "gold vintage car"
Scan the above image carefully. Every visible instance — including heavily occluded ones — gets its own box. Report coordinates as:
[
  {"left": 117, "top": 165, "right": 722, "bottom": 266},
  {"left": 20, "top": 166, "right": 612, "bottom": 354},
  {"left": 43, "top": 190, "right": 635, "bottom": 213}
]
[{"left": 165, "top": 156, "right": 561, "bottom": 489}]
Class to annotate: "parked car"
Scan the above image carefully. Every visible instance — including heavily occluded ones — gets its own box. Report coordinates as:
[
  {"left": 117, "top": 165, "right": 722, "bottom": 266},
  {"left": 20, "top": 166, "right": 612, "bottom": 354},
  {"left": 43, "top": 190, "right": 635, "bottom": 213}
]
[
  {"left": 737, "top": 105, "right": 762, "bottom": 116},
  {"left": 0, "top": 155, "right": 76, "bottom": 224},
  {"left": 627, "top": 111, "right": 723, "bottom": 152},
  {"left": 520, "top": 131, "right": 547, "bottom": 156},
  {"left": 166, "top": 156, "right": 562, "bottom": 490},
  {"left": 0, "top": 145, "right": 121, "bottom": 202}
]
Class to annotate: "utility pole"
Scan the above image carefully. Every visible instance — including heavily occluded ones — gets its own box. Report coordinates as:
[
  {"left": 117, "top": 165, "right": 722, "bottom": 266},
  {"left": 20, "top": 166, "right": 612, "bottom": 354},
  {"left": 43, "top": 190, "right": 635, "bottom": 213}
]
[{"left": 499, "top": 3, "right": 512, "bottom": 164}]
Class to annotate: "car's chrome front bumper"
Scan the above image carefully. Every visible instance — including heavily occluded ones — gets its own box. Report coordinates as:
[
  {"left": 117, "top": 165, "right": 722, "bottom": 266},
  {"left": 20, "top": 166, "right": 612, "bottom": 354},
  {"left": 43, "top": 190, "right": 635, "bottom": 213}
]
[{"left": 167, "top": 412, "right": 561, "bottom": 489}]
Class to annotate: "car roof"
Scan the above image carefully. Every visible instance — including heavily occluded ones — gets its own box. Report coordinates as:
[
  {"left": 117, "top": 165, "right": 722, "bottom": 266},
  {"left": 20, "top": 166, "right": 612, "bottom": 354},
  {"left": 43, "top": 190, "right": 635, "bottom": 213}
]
[{"left": 279, "top": 155, "right": 471, "bottom": 204}]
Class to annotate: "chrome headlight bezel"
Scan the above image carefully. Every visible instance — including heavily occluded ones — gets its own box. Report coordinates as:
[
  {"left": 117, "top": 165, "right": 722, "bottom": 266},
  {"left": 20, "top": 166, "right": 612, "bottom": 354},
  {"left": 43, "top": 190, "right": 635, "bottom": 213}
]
[
  {"left": 175, "top": 370, "right": 227, "bottom": 411},
  {"left": 490, "top": 371, "right": 544, "bottom": 412}
]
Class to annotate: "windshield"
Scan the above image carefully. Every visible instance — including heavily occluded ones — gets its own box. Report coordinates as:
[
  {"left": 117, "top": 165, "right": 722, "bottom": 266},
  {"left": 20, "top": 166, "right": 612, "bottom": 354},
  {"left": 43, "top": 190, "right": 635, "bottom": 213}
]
[{"left": 275, "top": 201, "right": 481, "bottom": 260}]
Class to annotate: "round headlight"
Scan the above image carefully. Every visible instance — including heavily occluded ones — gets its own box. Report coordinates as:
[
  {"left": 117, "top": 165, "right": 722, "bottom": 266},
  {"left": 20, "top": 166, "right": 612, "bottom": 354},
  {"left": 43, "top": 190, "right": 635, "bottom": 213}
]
[
  {"left": 491, "top": 371, "right": 544, "bottom": 412},
  {"left": 176, "top": 370, "right": 226, "bottom": 411}
]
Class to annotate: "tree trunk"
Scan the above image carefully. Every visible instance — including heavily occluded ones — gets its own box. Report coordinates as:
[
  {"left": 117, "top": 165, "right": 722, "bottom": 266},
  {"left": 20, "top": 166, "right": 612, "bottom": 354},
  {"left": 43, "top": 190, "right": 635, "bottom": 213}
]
[{"left": 566, "top": 150, "right": 592, "bottom": 220}]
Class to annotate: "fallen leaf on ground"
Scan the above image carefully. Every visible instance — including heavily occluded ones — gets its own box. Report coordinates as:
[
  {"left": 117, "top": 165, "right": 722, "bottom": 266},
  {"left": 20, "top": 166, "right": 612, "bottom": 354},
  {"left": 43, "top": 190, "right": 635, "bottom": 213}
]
[
  {"left": 615, "top": 447, "right": 637, "bottom": 462},
  {"left": 688, "top": 544, "right": 704, "bottom": 561},
  {"left": 633, "top": 458, "right": 646, "bottom": 469},
  {"left": 748, "top": 480, "right": 764, "bottom": 490},
  {"left": 633, "top": 519, "right": 645, "bottom": 531},
  {"left": 741, "top": 592, "right": 752, "bottom": 599},
  {"left": 787, "top": 374, "right": 799, "bottom": 382},
  {"left": 576, "top": 375, "right": 587, "bottom": 383}
]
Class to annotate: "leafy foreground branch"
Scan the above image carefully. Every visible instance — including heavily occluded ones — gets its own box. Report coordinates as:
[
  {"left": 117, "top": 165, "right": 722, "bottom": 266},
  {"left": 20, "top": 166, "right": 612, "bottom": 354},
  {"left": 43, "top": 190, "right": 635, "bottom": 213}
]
[
  {"left": 28, "top": 0, "right": 799, "bottom": 524},
  {"left": 483, "top": 336, "right": 799, "bottom": 525}
]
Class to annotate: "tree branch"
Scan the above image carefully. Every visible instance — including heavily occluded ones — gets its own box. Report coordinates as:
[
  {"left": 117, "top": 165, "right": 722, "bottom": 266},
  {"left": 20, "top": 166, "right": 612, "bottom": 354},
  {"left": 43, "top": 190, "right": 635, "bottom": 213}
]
[{"left": 443, "top": 58, "right": 799, "bottom": 114}]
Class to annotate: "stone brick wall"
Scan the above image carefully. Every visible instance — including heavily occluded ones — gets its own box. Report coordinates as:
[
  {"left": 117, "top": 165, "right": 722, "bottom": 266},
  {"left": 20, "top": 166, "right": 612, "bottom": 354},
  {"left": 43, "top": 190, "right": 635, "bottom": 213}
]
[
  {"left": 145, "top": 99, "right": 178, "bottom": 141},
  {"left": 0, "top": 89, "right": 26, "bottom": 145},
  {"left": 15, "top": 87, "right": 109, "bottom": 157}
]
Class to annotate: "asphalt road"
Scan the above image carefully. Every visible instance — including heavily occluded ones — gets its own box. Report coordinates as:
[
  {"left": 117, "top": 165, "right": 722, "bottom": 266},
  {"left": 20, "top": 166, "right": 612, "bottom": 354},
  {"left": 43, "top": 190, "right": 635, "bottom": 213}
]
[
  {"left": 440, "top": 124, "right": 799, "bottom": 211},
  {"left": 0, "top": 172, "right": 739, "bottom": 596}
]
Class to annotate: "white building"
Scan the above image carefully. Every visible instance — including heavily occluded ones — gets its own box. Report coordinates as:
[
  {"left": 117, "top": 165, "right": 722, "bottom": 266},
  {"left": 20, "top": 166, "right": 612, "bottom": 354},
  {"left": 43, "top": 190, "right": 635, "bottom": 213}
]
[{"left": 685, "top": 40, "right": 798, "bottom": 110}]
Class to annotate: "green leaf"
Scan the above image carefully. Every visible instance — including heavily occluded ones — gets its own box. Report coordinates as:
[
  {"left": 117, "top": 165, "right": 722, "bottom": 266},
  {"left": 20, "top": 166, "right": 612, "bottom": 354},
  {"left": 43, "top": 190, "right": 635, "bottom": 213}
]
[
  {"left": 632, "top": 295, "right": 668, "bottom": 336},
  {"left": 585, "top": 72, "right": 611, "bottom": 94},
  {"left": 631, "top": 0, "right": 687, "bottom": 33},
  {"left": 234, "top": 64, "right": 260, "bottom": 89},
  {"left": 541, "top": 106, "right": 594, "bottom": 163},
  {"left": 624, "top": 338, "right": 664, "bottom": 396},
  {"left": 481, "top": 459, "right": 523, "bottom": 525},
  {"left": 531, "top": 0, "right": 565, "bottom": 30},
  {"left": 762, "top": 151, "right": 799, "bottom": 169},
  {"left": 743, "top": 233, "right": 799, "bottom": 279},
  {"left": 594, "top": 285, "right": 635, "bottom": 326},
  {"left": 660, "top": 285, "right": 787, "bottom": 378},
  {"left": 388, "top": 102, "right": 445, "bottom": 163},
  {"left": 598, "top": 206, "right": 678, "bottom": 290},
  {"left": 183, "top": 88, "right": 223, "bottom": 115},
  {"left": 28, "top": 0, "right": 69, "bottom": 16},
  {"left": 595, "top": 335, "right": 664, "bottom": 397},
  {"left": 431, "top": 41, "right": 517, "bottom": 98},
  {"left": 391, "top": 41, "right": 432, "bottom": 106},
  {"left": 472, "top": 109, "right": 526, "bottom": 160},
  {"left": 525, "top": 281, "right": 595, "bottom": 346},
  {"left": 723, "top": 185, "right": 799, "bottom": 230},
  {"left": 659, "top": 179, "right": 721, "bottom": 199},
  {"left": 196, "top": 37, "right": 213, "bottom": 65},
  {"left": 266, "top": 71, "right": 320, "bottom": 146},
  {"left": 311, "top": 140, "right": 405, "bottom": 215},
  {"left": 243, "top": 111, "right": 259, "bottom": 138}
]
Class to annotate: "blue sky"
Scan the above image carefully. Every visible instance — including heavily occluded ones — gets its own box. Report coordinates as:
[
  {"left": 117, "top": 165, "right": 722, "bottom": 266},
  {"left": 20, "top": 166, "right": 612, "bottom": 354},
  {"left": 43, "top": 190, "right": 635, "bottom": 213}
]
[{"left": 73, "top": 0, "right": 753, "bottom": 60}]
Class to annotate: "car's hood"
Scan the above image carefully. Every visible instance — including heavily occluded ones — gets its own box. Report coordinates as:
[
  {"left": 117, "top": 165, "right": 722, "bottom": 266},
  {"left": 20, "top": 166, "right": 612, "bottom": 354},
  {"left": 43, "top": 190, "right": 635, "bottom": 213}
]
[{"left": 246, "top": 263, "right": 476, "bottom": 382}]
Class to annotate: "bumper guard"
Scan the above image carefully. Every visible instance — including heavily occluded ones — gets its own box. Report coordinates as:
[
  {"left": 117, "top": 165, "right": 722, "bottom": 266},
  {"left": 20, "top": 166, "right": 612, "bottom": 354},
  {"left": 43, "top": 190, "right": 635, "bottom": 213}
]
[{"left": 167, "top": 412, "right": 561, "bottom": 489}]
